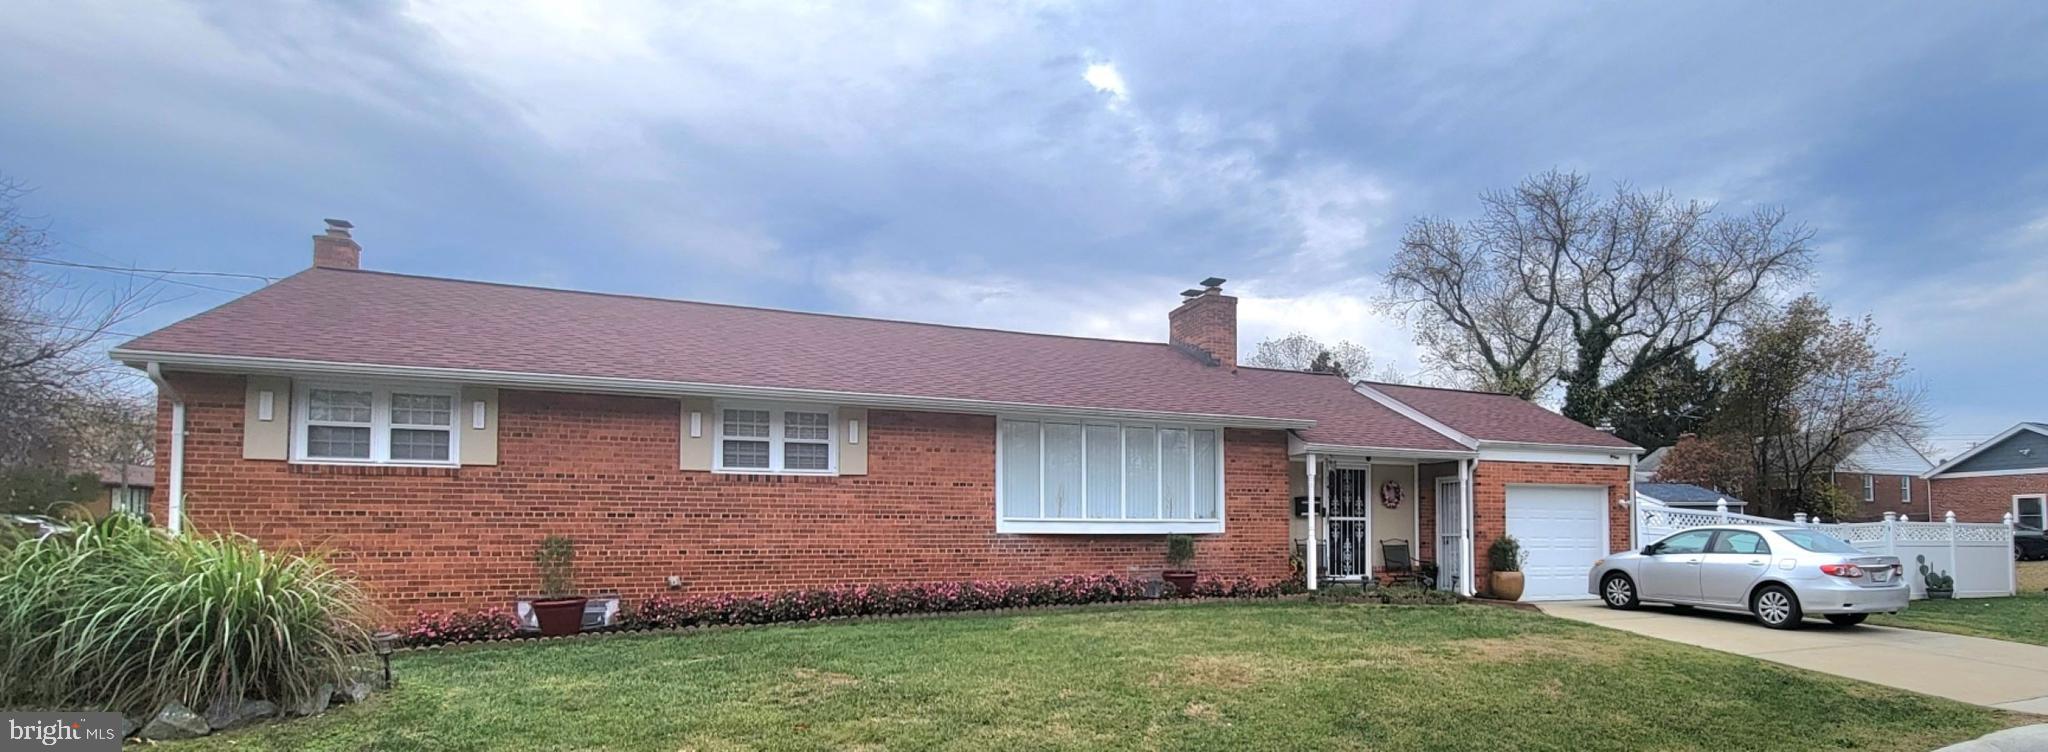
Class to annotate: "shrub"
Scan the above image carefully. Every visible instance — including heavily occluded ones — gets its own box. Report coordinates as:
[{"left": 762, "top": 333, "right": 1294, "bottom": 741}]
[
  {"left": 1487, "top": 535, "right": 1525, "bottom": 573},
  {"left": 398, "top": 608, "right": 521, "bottom": 647},
  {"left": 536, "top": 535, "right": 576, "bottom": 599},
  {"left": 1164, "top": 534, "right": 1196, "bottom": 569},
  {"left": 0, "top": 514, "right": 373, "bottom": 717}
]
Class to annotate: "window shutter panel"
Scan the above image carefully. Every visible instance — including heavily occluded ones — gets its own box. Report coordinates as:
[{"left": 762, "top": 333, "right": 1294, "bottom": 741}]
[
  {"left": 242, "top": 375, "right": 292, "bottom": 460},
  {"left": 839, "top": 408, "right": 869, "bottom": 475},
  {"left": 458, "top": 386, "right": 498, "bottom": 465},
  {"left": 679, "top": 397, "right": 714, "bottom": 471}
]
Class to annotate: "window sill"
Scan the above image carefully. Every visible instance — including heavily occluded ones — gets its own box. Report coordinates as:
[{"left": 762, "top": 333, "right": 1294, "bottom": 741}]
[
  {"left": 711, "top": 469, "right": 839, "bottom": 478},
  {"left": 288, "top": 463, "right": 461, "bottom": 477},
  {"left": 996, "top": 519, "right": 1225, "bottom": 535}
]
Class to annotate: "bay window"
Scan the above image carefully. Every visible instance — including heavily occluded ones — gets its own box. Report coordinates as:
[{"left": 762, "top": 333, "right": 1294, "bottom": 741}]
[
  {"left": 997, "top": 417, "right": 1223, "bottom": 534},
  {"left": 714, "top": 402, "right": 837, "bottom": 474},
  {"left": 294, "top": 382, "right": 458, "bottom": 465}
]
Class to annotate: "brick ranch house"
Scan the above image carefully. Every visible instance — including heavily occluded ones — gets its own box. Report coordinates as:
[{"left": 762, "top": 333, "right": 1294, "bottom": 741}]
[
  {"left": 112, "top": 221, "right": 1640, "bottom": 615},
  {"left": 1925, "top": 422, "right": 2048, "bottom": 531}
]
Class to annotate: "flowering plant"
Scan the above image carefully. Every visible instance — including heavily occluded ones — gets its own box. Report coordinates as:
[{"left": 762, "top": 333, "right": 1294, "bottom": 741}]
[{"left": 397, "top": 608, "right": 521, "bottom": 647}]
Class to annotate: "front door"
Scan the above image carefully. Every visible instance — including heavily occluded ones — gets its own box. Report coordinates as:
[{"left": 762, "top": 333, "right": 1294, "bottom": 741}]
[
  {"left": 1436, "top": 477, "right": 1464, "bottom": 593},
  {"left": 1326, "top": 468, "right": 1373, "bottom": 579}
]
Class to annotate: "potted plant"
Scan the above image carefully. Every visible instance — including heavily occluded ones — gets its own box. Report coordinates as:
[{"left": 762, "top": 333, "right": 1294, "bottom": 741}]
[
  {"left": 531, "top": 535, "right": 587, "bottom": 636},
  {"left": 1162, "top": 534, "right": 1198, "bottom": 597},
  {"left": 1916, "top": 554, "right": 1955, "bottom": 599},
  {"left": 1487, "top": 535, "right": 1526, "bottom": 601}
]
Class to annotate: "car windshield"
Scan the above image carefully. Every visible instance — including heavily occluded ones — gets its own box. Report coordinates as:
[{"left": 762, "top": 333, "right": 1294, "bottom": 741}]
[{"left": 1775, "top": 529, "right": 1863, "bottom": 554}]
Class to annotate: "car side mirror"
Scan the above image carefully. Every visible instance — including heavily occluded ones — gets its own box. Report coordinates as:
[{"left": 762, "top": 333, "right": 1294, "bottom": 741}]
[{"left": 1640, "top": 546, "right": 1657, "bottom": 556}]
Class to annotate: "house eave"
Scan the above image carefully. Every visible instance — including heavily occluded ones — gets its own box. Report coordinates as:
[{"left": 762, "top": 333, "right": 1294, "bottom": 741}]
[{"left": 113, "top": 349, "right": 1320, "bottom": 430}]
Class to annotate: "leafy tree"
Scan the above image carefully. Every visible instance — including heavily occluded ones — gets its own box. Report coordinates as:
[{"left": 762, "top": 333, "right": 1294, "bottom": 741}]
[
  {"left": 1603, "top": 352, "right": 1720, "bottom": 450},
  {"left": 1383, "top": 170, "right": 1812, "bottom": 417},
  {"left": 1654, "top": 433, "right": 1750, "bottom": 496},
  {"left": 1702, "top": 296, "right": 1925, "bottom": 518}
]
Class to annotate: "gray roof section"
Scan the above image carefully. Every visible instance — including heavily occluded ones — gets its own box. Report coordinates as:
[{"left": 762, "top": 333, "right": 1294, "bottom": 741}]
[{"left": 1637, "top": 482, "right": 1747, "bottom": 507}]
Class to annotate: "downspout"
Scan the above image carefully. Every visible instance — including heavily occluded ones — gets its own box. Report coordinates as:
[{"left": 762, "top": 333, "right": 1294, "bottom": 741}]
[
  {"left": 145, "top": 362, "right": 185, "bottom": 536},
  {"left": 1627, "top": 451, "right": 1638, "bottom": 550}
]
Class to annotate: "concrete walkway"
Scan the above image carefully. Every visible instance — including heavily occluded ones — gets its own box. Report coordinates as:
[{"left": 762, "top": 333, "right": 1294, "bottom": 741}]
[{"left": 1540, "top": 600, "right": 2048, "bottom": 712}]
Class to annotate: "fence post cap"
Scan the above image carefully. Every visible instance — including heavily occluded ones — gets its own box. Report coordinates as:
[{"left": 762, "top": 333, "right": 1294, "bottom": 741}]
[
  {"left": 1945, "top": 510, "right": 1957, "bottom": 523},
  {"left": 1883, "top": 511, "right": 1897, "bottom": 522},
  {"left": 1793, "top": 512, "right": 1808, "bottom": 524},
  {"left": 2004, "top": 512, "right": 2015, "bottom": 525}
]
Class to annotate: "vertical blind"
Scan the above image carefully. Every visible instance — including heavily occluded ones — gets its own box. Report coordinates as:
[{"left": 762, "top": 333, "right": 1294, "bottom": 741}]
[{"left": 999, "top": 418, "right": 1222, "bottom": 521}]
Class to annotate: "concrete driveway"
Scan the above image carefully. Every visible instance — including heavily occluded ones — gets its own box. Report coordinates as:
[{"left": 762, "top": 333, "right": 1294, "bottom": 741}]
[{"left": 1541, "top": 600, "right": 2048, "bottom": 712}]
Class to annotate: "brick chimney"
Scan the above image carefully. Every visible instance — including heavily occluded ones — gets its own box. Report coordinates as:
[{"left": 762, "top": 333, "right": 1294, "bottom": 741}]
[
  {"left": 1169, "top": 277, "right": 1237, "bottom": 369},
  {"left": 312, "top": 219, "right": 360, "bottom": 269}
]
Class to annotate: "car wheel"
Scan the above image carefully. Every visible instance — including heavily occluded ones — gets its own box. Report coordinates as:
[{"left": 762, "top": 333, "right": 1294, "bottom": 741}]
[
  {"left": 1824, "top": 614, "right": 1868, "bottom": 627},
  {"left": 1600, "top": 573, "right": 1639, "bottom": 609},
  {"left": 1752, "top": 585, "right": 1803, "bottom": 630}
]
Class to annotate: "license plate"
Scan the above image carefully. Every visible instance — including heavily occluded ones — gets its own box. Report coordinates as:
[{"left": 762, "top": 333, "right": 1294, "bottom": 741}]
[{"left": 1871, "top": 569, "right": 1890, "bottom": 583}]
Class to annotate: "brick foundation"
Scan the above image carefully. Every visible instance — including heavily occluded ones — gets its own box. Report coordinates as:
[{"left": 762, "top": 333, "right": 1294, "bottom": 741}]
[{"left": 152, "top": 373, "right": 1291, "bottom": 618}]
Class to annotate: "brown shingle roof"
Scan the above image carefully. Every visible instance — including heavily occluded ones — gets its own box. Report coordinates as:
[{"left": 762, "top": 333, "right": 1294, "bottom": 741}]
[
  {"left": 117, "top": 269, "right": 1474, "bottom": 450},
  {"left": 1365, "top": 382, "right": 1638, "bottom": 449}
]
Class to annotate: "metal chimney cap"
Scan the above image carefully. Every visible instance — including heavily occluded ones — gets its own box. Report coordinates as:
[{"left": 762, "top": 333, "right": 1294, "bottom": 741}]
[
  {"left": 1180, "top": 288, "right": 1205, "bottom": 298},
  {"left": 324, "top": 218, "right": 355, "bottom": 230},
  {"left": 1199, "top": 276, "right": 1226, "bottom": 288}
]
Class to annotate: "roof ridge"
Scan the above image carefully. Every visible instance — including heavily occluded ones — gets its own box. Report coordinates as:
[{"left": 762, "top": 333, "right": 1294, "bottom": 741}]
[
  {"left": 308, "top": 267, "right": 1185, "bottom": 350},
  {"left": 1362, "top": 379, "right": 1506, "bottom": 396}
]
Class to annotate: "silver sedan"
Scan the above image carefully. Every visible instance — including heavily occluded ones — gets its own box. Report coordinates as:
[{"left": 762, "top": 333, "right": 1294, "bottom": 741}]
[{"left": 1587, "top": 526, "right": 1909, "bottom": 629}]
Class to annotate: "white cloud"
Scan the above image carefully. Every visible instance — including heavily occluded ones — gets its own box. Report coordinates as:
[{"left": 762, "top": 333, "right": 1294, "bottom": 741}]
[{"left": 1083, "top": 62, "right": 1129, "bottom": 102}]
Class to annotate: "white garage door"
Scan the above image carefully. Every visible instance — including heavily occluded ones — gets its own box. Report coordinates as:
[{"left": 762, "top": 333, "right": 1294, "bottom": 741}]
[{"left": 1505, "top": 485, "right": 1609, "bottom": 601}]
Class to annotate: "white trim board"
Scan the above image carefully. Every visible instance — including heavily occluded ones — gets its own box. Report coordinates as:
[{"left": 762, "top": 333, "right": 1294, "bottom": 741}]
[{"left": 1925, "top": 423, "right": 2048, "bottom": 478}]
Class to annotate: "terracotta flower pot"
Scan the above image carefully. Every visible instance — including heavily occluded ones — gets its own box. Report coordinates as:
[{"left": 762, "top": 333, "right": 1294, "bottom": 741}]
[
  {"left": 1162, "top": 570, "right": 1198, "bottom": 598},
  {"left": 1489, "top": 571, "right": 1525, "bottom": 602},
  {"left": 532, "top": 597, "right": 588, "bottom": 637}
]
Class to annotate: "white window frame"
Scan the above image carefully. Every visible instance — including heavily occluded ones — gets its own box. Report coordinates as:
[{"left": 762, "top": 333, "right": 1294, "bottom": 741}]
[
  {"left": 292, "top": 380, "right": 461, "bottom": 467},
  {"left": 1862, "top": 474, "right": 1874, "bottom": 502},
  {"left": 2016, "top": 494, "right": 2046, "bottom": 531},
  {"left": 711, "top": 401, "right": 838, "bottom": 475},
  {"left": 995, "top": 415, "right": 1225, "bottom": 535}
]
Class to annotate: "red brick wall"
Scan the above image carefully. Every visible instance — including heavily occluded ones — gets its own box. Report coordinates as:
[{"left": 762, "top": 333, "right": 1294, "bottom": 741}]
[
  {"left": 151, "top": 373, "right": 1292, "bottom": 618},
  {"left": 1929, "top": 474, "right": 2048, "bottom": 524},
  {"left": 1830, "top": 472, "right": 1933, "bottom": 521},
  {"left": 1470, "top": 460, "right": 1631, "bottom": 595}
]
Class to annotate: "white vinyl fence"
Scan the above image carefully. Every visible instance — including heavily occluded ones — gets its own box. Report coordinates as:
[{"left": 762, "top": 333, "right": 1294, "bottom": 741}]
[{"left": 1634, "top": 499, "right": 2017, "bottom": 600}]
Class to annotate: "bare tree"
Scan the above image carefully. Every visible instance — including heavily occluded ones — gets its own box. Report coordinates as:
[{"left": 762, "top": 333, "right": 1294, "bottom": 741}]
[
  {"left": 1383, "top": 171, "right": 1813, "bottom": 415},
  {"left": 0, "top": 175, "right": 156, "bottom": 468},
  {"left": 1244, "top": 333, "right": 1399, "bottom": 383}
]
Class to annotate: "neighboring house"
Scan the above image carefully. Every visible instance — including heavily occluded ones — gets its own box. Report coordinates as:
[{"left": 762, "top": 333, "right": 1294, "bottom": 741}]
[
  {"left": 88, "top": 464, "right": 154, "bottom": 518},
  {"left": 1633, "top": 446, "right": 1668, "bottom": 483},
  {"left": 1828, "top": 431, "right": 1935, "bottom": 521},
  {"left": 110, "top": 221, "right": 1640, "bottom": 612},
  {"left": 1635, "top": 482, "right": 1748, "bottom": 512},
  {"left": 1924, "top": 422, "right": 2048, "bottom": 529}
]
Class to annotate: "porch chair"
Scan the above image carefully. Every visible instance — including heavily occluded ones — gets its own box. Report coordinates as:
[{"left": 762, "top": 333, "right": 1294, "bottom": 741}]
[{"left": 1379, "top": 539, "right": 1436, "bottom": 589}]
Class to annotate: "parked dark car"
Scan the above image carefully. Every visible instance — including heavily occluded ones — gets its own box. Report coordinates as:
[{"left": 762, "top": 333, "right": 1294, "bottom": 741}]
[{"left": 2017, "top": 525, "right": 2048, "bottom": 561}]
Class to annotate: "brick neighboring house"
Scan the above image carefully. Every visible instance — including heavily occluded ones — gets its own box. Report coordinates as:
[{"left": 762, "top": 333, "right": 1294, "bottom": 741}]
[
  {"left": 1826, "top": 431, "right": 1936, "bottom": 522},
  {"left": 111, "top": 221, "right": 1640, "bottom": 615},
  {"left": 1925, "top": 422, "right": 2048, "bottom": 530}
]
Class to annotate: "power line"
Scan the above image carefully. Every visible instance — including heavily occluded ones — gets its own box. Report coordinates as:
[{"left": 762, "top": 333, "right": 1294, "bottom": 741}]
[
  {"left": 23, "top": 257, "right": 277, "bottom": 283},
  {"left": 20, "top": 258, "right": 259, "bottom": 295}
]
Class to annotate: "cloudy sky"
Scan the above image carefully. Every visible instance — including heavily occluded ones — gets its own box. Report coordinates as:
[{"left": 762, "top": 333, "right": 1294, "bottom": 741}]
[{"left": 3, "top": 1, "right": 2044, "bottom": 455}]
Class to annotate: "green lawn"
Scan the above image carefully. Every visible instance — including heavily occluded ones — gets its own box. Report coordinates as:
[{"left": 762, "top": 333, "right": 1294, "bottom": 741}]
[
  {"left": 174, "top": 602, "right": 2014, "bottom": 752},
  {"left": 1873, "top": 593, "right": 2048, "bottom": 646}
]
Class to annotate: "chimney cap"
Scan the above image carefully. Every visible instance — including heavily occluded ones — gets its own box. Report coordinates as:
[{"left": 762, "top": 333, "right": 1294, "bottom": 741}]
[
  {"left": 1199, "top": 276, "right": 1226, "bottom": 289},
  {"left": 1180, "top": 288, "right": 1205, "bottom": 298},
  {"left": 324, "top": 218, "right": 354, "bottom": 231}
]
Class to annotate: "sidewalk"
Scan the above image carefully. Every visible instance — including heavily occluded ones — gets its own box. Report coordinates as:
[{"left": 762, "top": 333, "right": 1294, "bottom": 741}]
[{"left": 1541, "top": 600, "right": 2048, "bottom": 712}]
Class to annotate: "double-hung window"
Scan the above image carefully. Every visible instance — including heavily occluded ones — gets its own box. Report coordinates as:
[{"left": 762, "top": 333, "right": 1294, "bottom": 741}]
[
  {"left": 997, "top": 417, "right": 1223, "bottom": 534},
  {"left": 2016, "top": 495, "right": 2046, "bottom": 531},
  {"left": 1901, "top": 476, "right": 1912, "bottom": 504},
  {"left": 1861, "top": 474, "right": 1874, "bottom": 502},
  {"left": 714, "top": 403, "right": 836, "bottom": 474},
  {"left": 295, "top": 383, "right": 458, "bottom": 465}
]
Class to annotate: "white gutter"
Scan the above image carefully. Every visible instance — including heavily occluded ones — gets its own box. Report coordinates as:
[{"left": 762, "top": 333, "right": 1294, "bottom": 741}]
[
  {"left": 144, "top": 362, "right": 185, "bottom": 536},
  {"left": 111, "top": 349, "right": 1317, "bottom": 431}
]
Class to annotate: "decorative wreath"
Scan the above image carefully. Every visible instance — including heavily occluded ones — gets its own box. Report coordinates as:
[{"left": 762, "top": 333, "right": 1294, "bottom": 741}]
[{"left": 1380, "top": 480, "right": 1404, "bottom": 509}]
